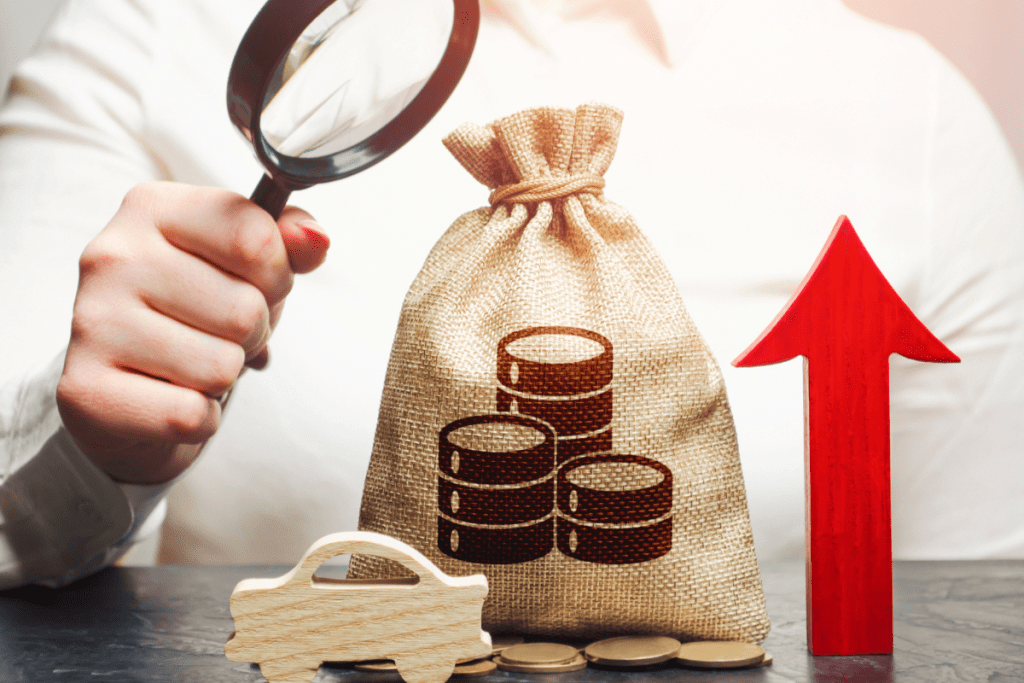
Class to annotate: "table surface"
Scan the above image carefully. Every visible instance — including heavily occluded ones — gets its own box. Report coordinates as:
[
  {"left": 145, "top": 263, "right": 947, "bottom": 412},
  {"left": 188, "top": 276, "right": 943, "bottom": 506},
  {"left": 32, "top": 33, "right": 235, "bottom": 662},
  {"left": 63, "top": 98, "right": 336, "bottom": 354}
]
[{"left": 1, "top": 561, "right": 1021, "bottom": 683}]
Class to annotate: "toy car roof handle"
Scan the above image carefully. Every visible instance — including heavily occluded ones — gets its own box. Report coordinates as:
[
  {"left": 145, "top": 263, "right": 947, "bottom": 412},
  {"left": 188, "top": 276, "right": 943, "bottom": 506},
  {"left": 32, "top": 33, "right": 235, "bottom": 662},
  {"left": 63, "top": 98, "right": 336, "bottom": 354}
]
[{"left": 289, "top": 531, "right": 449, "bottom": 587}]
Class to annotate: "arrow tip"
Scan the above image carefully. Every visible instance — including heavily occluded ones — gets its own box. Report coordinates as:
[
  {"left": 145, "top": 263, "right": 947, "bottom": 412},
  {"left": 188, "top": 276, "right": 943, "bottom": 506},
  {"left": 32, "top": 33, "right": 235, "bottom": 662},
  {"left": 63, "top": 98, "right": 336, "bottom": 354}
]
[{"left": 733, "top": 215, "right": 960, "bottom": 367}]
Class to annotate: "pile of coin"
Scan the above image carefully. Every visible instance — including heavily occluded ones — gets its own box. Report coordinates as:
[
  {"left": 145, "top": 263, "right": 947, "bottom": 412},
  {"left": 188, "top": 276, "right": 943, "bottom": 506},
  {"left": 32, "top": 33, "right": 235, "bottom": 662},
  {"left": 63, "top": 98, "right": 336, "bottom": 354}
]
[
  {"left": 354, "top": 634, "right": 771, "bottom": 679},
  {"left": 583, "top": 635, "right": 682, "bottom": 667},
  {"left": 354, "top": 658, "right": 498, "bottom": 679},
  {"left": 493, "top": 642, "right": 587, "bottom": 673},
  {"left": 675, "top": 640, "right": 769, "bottom": 669}
]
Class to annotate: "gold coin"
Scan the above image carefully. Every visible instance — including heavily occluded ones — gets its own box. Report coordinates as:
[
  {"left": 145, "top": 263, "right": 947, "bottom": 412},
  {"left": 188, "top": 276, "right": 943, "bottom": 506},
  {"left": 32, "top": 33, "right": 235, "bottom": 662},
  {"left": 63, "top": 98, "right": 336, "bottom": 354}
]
[
  {"left": 676, "top": 641, "right": 766, "bottom": 669},
  {"left": 491, "top": 634, "right": 525, "bottom": 655},
  {"left": 494, "top": 653, "right": 588, "bottom": 673},
  {"left": 354, "top": 660, "right": 399, "bottom": 673},
  {"left": 452, "top": 659, "right": 498, "bottom": 677},
  {"left": 500, "top": 642, "right": 579, "bottom": 665},
  {"left": 584, "top": 635, "right": 681, "bottom": 667}
]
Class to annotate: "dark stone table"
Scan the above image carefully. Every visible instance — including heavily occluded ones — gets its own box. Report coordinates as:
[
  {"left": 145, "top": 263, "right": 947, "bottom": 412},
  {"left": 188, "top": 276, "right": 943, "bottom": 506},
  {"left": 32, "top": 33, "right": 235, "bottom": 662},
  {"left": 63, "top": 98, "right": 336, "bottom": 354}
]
[{"left": 1, "top": 561, "right": 1021, "bottom": 683}]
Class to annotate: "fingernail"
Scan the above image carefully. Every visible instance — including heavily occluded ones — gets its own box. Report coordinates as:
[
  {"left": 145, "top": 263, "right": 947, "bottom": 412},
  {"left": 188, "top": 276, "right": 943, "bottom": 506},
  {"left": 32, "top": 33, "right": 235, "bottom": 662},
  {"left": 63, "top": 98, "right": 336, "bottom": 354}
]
[
  {"left": 297, "top": 219, "right": 330, "bottom": 249},
  {"left": 246, "top": 346, "right": 270, "bottom": 371}
]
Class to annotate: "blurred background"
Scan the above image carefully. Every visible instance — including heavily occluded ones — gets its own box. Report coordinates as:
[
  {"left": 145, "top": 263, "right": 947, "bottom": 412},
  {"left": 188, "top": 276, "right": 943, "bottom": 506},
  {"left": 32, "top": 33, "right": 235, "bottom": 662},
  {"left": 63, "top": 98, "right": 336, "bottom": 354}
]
[
  {"left": 2, "top": 0, "right": 1022, "bottom": 173},
  {"left": 842, "top": 0, "right": 1024, "bottom": 174}
]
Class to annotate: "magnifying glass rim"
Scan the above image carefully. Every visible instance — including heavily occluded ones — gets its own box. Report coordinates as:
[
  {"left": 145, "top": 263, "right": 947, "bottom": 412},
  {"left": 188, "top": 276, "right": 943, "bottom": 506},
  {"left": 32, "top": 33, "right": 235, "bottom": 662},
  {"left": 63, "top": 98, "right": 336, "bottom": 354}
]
[{"left": 227, "top": 0, "right": 479, "bottom": 190}]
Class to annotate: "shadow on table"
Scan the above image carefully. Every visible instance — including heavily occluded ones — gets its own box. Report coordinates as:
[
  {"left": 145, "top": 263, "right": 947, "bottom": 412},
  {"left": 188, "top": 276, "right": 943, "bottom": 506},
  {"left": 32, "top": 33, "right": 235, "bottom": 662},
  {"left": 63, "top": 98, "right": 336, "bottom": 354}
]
[
  {"left": 806, "top": 654, "right": 894, "bottom": 683},
  {"left": 0, "top": 565, "right": 139, "bottom": 617}
]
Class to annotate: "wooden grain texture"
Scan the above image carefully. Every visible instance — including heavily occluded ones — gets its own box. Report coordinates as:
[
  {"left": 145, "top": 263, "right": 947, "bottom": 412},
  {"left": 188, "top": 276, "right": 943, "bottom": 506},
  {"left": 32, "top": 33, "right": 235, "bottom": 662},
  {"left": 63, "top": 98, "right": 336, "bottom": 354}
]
[
  {"left": 224, "top": 531, "right": 492, "bottom": 683},
  {"left": 733, "top": 216, "right": 959, "bottom": 656}
]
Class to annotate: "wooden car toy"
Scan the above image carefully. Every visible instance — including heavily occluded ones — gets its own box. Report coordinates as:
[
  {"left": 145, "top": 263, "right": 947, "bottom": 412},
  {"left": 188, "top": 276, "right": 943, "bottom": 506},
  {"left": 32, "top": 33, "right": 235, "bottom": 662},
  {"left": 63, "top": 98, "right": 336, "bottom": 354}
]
[{"left": 225, "top": 531, "right": 492, "bottom": 683}]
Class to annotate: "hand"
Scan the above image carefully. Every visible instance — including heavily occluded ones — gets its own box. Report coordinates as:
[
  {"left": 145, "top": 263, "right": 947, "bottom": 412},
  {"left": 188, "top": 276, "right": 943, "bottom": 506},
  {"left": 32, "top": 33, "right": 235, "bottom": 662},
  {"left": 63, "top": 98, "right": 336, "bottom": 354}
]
[{"left": 56, "top": 182, "right": 330, "bottom": 484}]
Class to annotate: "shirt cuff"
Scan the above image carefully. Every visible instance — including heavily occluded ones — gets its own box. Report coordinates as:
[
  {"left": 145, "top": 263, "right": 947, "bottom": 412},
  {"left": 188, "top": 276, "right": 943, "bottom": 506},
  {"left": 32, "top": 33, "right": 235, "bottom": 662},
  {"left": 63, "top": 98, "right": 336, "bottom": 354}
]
[
  {"left": 0, "top": 426, "right": 133, "bottom": 589},
  {"left": 1, "top": 350, "right": 175, "bottom": 589}
]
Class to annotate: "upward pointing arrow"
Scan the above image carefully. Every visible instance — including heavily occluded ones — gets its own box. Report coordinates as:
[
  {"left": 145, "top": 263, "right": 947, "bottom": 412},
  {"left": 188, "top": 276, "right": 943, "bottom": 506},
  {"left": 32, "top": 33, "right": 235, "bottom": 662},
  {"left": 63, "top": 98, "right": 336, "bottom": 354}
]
[{"left": 734, "top": 216, "right": 959, "bottom": 656}]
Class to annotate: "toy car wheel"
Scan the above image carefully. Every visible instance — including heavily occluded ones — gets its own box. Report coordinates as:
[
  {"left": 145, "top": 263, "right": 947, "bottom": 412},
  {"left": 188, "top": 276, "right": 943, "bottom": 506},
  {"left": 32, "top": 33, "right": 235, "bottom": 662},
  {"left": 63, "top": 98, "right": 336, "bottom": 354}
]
[
  {"left": 395, "top": 656, "right": 456, "bottom": 683},
  {"left": 258, "top": 658, "right": 320, "bottom": 683}
]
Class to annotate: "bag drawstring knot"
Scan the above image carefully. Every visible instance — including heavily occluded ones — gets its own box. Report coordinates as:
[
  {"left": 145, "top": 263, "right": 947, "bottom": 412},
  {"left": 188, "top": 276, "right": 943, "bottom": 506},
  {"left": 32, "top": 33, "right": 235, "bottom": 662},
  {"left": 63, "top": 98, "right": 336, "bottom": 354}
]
[{"left": 489, "top": 174, "right": 605, "bottom": 206}]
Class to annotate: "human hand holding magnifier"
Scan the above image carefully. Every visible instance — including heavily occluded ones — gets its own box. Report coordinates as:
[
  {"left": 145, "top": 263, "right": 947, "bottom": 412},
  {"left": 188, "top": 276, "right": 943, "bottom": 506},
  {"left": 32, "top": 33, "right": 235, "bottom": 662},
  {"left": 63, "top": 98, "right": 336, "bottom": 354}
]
[
  {"left": 55, "top": 0, "right": 480, "bottom": 486},
  {"left": 228, "top": 0, "right": 479, "bottom": 220}
]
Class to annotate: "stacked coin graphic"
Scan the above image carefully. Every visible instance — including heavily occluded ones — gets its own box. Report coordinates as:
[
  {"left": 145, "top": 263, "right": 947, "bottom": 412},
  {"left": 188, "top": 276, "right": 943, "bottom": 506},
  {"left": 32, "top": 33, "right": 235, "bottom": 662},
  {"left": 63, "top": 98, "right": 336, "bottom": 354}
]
[
  {"left": 437, "top": 414, "right": 556, "bottom": 564},
  {"left": 556, "top": 454, "right": 673, "bottom": 563},
  {"left": 438, "top": 325, "right": 673, "bottom": 565},
  {"left": 496, "top": 327, "right": 613, "bottom": 462}
]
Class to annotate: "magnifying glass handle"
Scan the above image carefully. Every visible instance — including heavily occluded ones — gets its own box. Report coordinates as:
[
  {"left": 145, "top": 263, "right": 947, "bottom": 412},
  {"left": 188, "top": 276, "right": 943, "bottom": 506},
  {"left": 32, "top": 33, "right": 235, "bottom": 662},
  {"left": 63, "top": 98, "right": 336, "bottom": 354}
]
[{"left": 251, "top": 174, "right": 293, "bottom": 221}]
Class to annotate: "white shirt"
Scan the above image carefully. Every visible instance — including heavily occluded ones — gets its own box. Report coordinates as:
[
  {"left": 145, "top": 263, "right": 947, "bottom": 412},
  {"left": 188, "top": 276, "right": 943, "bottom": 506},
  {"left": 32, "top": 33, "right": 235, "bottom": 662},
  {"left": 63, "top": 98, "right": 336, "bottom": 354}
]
[{"left": 1, "top": 0, "right": 1022, "bottom": 588}]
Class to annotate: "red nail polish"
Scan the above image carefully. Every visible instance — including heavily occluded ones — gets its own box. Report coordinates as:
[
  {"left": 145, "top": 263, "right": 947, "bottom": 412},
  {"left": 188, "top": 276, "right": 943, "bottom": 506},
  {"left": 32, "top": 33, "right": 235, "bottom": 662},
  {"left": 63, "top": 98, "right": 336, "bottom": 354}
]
[{"left": 297, "top": 220, "right": 330, "bottom": 250}]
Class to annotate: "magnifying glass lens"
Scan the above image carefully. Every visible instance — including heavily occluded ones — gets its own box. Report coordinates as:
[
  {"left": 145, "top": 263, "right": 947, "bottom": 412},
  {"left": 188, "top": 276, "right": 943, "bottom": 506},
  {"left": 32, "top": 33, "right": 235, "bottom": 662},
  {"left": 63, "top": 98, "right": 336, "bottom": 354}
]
[
  {"left": 228, "top": 0, "right": 478, "bottom": 218},
  {"left": 260, "top": 0, "right": 454, "bottom": 159}
]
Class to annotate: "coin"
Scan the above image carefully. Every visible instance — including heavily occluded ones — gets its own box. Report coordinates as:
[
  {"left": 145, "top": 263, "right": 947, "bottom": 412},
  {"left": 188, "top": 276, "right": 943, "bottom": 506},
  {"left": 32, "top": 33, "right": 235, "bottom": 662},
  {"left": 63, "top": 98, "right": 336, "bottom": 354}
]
[
  {"left": 584, "top": 635, "right": 681, "bottom": 667},
  {"left": 676, "top": 641, "right": 766, "bottom": 669},
  {"left": 500, "top": 642, "right": 579, "bottom": 665},
  {"left": 491, "top": 634, "right": 525, "bottom": 655},
  {"left": 452, "top": 659, "right": 498, "bottom": 677},
  {"left": 494, "top": 653, "right": 588, "bottom": 673},
  {"left": 354, "top": 660, "right": 399, "bottom": 673}
]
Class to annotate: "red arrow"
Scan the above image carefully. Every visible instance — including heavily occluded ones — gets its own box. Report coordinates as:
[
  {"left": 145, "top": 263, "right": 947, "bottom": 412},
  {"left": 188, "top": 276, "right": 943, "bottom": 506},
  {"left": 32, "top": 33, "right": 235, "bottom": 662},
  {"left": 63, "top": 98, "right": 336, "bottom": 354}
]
[{"left": 733, "top": 216, "right": 959, "bottom": 656}]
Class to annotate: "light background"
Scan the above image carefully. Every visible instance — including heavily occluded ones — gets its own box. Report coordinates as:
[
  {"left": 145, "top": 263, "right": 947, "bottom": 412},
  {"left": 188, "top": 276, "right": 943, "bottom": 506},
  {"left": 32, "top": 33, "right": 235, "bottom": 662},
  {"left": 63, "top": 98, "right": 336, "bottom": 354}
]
[
  {"left": 2, "top": 0, "right": 1023, "bottom": 173},
  {"left": 0, "top": 0, "right": 63, "bottom": 91},
  {"left": 1, "top": 0, "right": 1021, "bottom": 568}
]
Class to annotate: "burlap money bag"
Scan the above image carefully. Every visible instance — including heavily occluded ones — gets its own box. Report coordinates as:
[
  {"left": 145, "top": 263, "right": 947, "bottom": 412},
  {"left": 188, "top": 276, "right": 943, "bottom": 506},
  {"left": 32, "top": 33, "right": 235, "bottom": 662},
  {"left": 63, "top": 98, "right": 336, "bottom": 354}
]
[{"left": 351, "top": 103, "right": 770, "bottom": 643}]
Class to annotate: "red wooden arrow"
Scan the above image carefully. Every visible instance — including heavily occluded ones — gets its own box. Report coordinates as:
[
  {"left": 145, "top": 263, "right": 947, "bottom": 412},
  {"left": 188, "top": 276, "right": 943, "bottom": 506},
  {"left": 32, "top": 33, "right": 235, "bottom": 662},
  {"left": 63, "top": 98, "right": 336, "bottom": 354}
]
[{"left": 733, "top": 216, "right": 959, "bottom": 656}]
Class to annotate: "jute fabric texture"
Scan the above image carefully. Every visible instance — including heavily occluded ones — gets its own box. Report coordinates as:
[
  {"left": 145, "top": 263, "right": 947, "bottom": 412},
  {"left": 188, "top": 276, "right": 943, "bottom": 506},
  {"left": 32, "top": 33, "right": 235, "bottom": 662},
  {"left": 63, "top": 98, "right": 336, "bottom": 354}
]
[{"left": 351, "top": 103, "right": 770, "bottom": 643}]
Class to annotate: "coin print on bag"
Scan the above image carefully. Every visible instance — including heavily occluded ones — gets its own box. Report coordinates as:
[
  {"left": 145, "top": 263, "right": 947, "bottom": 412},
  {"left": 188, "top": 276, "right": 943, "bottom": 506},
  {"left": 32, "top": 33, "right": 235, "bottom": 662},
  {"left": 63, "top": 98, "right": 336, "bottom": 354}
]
[
  {"left": 556, "top": 515, "right": 672, "bottom": 564},
  {"left": 557, "top": 454, "right": 672, "bottom": 523},
  {"left": 438, "top": 325, "right": 675, "bottom": 565},
  {"left": 497, "top": 327, "right": 612, "bottom": 395},
  {"left": 497, "top": 327, "right": 613, "bottom": 463},
  {"left": 555, "top": 427, "right": 613, "bottom": 461},
  {"left": 438, "top": 515, "right": 555, "bottom": 564},
  {"left": 439, "top": 414, "right": 555, "bottom": 484},
  {"left": 438, "top": 414, "right": 556, "bottom": 563},
  {"left": 438, "top": 476, "right": 554, "bottom": 525},
  {"left": 556, "top": 454, "right": 673, "bottom": 564},
  {"left": 496, "top": 389, "right": 611, "bottom": 438}
]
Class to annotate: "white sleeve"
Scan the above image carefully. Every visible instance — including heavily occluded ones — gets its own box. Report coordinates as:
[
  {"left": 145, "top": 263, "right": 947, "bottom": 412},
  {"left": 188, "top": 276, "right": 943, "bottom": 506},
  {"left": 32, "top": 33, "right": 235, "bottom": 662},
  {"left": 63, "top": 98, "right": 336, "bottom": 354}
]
[
  {"left": 889, "top": 59, "right": 1024, "bottom": 559},
  {"left": 0, "top": 351, "right": 178, "bottom": 590},
  {"left": 0, "top": 0, "right": 179, "bottom": 588}
]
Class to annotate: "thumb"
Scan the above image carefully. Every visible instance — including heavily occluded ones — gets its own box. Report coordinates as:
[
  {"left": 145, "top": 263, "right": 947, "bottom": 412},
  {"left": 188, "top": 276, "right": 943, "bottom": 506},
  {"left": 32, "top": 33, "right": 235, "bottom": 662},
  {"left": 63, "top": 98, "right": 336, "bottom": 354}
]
[{"left": 277, "top": 206, "right": 330, "bottom": 274}]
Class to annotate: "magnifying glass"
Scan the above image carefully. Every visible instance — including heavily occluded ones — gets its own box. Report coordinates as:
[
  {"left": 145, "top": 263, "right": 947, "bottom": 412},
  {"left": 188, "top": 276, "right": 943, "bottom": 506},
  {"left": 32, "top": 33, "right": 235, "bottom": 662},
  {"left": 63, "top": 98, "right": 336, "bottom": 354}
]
[{"left": 227, "top": 0, "right": 479, "bottom": 219}]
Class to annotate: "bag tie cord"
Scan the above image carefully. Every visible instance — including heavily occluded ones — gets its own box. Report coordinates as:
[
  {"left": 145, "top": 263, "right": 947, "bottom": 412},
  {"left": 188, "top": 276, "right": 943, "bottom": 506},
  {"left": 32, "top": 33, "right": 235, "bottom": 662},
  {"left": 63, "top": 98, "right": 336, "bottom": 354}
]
[{"left": 489, "top": 174, "right": 605, "bottom": 206}]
